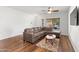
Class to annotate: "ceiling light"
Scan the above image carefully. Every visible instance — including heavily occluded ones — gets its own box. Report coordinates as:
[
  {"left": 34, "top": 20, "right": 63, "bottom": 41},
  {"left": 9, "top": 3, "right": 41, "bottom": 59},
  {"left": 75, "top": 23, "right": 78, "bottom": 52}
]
[
  {"left": 48, "top": 7, "right": 52, "bottom": 11},
  {"left": 48, "top": 7, "right": 52, "bottom": 14},
  {"left": 48, "top": 11, "right": 52, "bottom": 14}
]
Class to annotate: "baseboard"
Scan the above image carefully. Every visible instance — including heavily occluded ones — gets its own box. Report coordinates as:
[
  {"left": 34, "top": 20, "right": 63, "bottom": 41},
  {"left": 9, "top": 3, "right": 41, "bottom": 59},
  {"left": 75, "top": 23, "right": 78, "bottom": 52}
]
[
  {"left": 61, "top": 34, "right": 75, "bottom": 51},
  {"left": 68, "top": 34, "right": 77, "bottom": 51},
  {"left": 67, "top": 35, "right": 75, "bottom": 52},
  {"left": 0, "top": 33, "right": 23, "bottom": 40}
]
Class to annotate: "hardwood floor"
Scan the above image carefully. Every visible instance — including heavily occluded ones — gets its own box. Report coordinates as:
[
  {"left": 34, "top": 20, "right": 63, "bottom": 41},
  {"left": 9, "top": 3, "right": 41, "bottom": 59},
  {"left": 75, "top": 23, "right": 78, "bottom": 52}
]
[
  {"left": 0, "top": 35, "right": 74, "bottom": 52},
  {"left": 59, "top": 35, "right": 74, "bottom": 52}
]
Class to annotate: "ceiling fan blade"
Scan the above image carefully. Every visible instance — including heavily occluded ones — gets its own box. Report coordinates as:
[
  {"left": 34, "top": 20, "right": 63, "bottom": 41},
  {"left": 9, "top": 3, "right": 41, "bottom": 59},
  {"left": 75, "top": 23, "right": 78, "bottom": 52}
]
[{"left": 52, "top": 10, "right": 59, "bottom": 12}]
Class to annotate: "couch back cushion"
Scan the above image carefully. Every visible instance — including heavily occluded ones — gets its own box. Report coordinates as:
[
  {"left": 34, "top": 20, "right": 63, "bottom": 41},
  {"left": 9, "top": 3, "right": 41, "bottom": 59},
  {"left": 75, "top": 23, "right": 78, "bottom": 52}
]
[
  {"left": 25, "top": 28, "right": 32, "bottom": 33},
  {"left": 42, "top": 27, "right": 52, "bottom": 31},
  {"left": 33, "top": 27, "right": 38, "bottom": 33},
  {"left": 24, "top": 27, "right": 42, "bottom": 34}
]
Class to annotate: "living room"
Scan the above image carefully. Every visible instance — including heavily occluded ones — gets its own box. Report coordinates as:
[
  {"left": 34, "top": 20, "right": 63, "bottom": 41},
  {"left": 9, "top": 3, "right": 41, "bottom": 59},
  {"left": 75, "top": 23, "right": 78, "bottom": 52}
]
[{"left": 0, "top": 6, "right": 78, "bottom": 52}]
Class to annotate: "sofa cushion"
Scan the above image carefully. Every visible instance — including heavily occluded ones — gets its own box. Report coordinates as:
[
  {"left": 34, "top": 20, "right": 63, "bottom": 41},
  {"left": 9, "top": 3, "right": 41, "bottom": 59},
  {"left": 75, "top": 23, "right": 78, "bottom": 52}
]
[
  {"left": 26, "top": 28, "right": 33, "bottom": 33},
  {"left": 33, "top": 27, "right": 39, "bottom": 33},
  {"left": 33, "top": 31, "right": 45, "bottom": 38}
]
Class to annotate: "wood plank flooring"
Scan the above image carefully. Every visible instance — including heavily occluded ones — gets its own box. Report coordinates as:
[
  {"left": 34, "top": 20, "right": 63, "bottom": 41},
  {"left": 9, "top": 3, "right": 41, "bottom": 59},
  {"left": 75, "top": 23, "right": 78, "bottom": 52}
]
[{"left": 0, "top": 35, "right": 74, "bottom": 52}]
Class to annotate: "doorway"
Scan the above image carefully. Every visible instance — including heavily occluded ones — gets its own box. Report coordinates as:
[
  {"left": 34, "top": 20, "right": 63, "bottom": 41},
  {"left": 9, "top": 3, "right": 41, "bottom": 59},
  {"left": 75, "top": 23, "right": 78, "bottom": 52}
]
[{"left": 46, "top": 18, "right": 60, "bottom": 28}]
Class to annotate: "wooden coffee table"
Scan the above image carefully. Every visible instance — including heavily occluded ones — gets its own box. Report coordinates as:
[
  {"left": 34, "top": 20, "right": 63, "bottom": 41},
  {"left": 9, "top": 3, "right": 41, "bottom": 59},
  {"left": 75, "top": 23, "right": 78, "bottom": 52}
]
[{"left": 45, "top": 34, "right": 56, "bottom": 45}]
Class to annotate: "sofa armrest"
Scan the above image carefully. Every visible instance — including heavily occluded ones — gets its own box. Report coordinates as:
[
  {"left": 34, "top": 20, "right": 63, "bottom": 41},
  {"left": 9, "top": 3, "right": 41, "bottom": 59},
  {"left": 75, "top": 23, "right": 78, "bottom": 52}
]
[{"left": 23, "top": 32, "right": 33, "bottom": 42}]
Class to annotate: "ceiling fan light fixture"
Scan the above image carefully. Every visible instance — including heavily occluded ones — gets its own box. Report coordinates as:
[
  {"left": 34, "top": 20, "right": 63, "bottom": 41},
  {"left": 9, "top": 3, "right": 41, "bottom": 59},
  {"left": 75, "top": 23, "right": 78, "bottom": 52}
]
[
  {"left": 48, "top": 7, "right": 53, "bottom": 14},
  {"left": 48, "top": 11, "right": 52, "bottom": 14},
  {"left": 48, "top": 7, "right": 52, "bottom": 11}
]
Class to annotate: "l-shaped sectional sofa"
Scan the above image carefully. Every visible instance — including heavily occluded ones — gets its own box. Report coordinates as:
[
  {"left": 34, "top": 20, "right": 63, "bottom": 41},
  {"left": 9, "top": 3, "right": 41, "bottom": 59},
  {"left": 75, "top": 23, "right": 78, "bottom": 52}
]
[{"left": 23, "top": 27, "right": 60, "bottom": 43}]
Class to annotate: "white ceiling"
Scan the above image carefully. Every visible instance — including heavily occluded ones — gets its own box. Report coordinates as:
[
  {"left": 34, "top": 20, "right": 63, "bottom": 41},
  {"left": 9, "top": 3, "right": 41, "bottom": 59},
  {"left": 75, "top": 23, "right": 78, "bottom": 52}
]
[{"left": 8, "top": 6, "right": 70, "bottom": 14}]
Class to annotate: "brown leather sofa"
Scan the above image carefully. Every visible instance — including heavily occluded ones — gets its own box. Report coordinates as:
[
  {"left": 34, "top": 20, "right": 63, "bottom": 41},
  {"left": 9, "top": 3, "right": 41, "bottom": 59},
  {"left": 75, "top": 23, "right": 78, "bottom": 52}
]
[{"left": 23, "top": 27, "right": 52, "bottom": 43}]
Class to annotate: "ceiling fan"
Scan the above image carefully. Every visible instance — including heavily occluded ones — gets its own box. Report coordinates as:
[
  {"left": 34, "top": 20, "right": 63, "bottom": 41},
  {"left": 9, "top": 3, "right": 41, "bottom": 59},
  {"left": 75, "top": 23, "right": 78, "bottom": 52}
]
[
  {"left": 41, "top": 7, "right": 59, "bottom": 14},
  {"left": 48, "top": 7, "right": 59, "bottom": 13}
]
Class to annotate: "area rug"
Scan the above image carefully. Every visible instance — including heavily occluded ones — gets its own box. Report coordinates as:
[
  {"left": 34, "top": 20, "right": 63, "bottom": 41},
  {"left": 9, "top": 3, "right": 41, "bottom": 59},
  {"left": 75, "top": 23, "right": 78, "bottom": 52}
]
[{"left": 36, "top": 38, "right": 60, "bottom": 52}]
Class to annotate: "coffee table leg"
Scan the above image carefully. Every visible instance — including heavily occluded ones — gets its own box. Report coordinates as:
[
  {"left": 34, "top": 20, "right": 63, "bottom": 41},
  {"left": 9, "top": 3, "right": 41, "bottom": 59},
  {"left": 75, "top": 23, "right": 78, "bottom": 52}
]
[
  {"left": 50, "top": 40, "right": 53, "bottom": 45},
  {"left": 52, "top": 39, "right": 56, "bottom": 45},
  {"left": 45, "top": 38, "right": 47, "bottom": 43}
]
